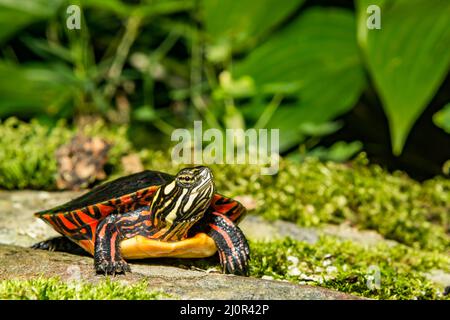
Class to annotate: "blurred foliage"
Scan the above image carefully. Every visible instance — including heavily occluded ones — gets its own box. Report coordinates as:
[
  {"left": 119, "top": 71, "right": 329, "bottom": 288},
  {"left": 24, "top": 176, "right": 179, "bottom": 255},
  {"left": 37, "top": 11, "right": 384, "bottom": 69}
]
[
  {"left": 233, "top": 8, "right": 366, "bottom": 151},
  {"left": 356, "top": 0, "right": 450, "bottom": 155},
  {"left": 0, "top": 0, "right": 448, "bottom": 159},
  {"left": 249, "top": 236, "right": 450, "bottom": 300}
]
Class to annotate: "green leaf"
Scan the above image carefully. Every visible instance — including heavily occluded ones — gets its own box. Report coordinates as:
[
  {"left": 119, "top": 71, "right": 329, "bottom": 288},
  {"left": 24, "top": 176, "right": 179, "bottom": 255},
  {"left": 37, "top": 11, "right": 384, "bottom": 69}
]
[
  {"left": 307, "top": 141, "right": 363, "bottom": 162},
  {"left": 203, "top": 0, "right": 305, "bottom": 57},
  {"left": 234, "top": 8, "right": 366, "bottom": 151},
  {"left": 356, "top": 0, "right": 450, "bottom": 155},
  {"left": 433, "top": 103, "right": 450, "bottom": 134},
  {"left": 21, "top": 36, "right": 73, "bottom": 63},
  {"left": 298, "top": 121, "right": 343, "bottom": 137},
  {"left": 133, "top": 106, "right": 158, "bottom": 122},
  {"left": 0, "top": 0, "right": 64, "bottom": 43},
  {"left": 0, "top": 61, "right": 77, "bottom": 117},
  {"left": 79, "top": 0, "right": 131, "bottom": 16},
  {"left": 80, "top": 0, "right": 194, "bottom": 18}
]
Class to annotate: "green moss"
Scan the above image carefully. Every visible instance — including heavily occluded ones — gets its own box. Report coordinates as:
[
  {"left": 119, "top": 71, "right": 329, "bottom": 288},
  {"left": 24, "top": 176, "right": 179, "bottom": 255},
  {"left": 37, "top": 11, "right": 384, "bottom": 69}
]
[
  {"left": 252, "top": 154, "right": 449, "bottom": 251},
  {"left": 0, "top": 118, "right": 132, "bottom": 190},
  {"left": 0, "top": 277, "right": 169, "bottom": 300},
  {"left": 248, "top": 236, "right": 450, "bottom": 300}
]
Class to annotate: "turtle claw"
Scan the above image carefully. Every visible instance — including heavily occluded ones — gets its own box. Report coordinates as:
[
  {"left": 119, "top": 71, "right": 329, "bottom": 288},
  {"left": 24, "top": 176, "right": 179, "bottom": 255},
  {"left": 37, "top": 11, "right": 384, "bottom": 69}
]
[
  {"left": 95, "top": 259, "right": 131, "bottom": 275},
  {"left": 222, "top": 247, "right": 250, "bottom": 276}
]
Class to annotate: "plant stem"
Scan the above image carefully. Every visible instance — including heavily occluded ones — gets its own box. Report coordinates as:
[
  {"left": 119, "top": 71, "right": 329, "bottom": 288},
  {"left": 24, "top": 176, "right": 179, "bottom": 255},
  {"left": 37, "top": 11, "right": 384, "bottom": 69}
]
[
  {"left": 190, "top": 25, "right": 221, "bottom": 130},
  {"left": 254, "top": 94, "right": 283, "bottom": 129},
  {"left": 104, "top": 14, "right": 142, "bottom": 100}
]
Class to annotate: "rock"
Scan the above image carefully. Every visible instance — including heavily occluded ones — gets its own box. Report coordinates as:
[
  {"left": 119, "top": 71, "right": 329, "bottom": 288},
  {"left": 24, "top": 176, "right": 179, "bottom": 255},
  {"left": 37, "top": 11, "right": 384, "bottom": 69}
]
[
  {"left": 321, "top": 223, "right": 398, "bottom": 247},
  {"left": 0, "top": 244, "right": 361, "bottom": 300},
  {"left": 0, "top": 190, "right": 82, "bottom": 247},
  {"left": 239, "top": 215, "right": 394, "bottom": 247},
  {"left": 240, "top": 215, "right": 319, "bottom": 243}
]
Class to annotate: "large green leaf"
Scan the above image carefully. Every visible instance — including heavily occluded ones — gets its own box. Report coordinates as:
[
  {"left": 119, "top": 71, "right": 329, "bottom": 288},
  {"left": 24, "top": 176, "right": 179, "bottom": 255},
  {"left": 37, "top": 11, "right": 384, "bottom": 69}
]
[
  {"left": 356, "top": 0, "right": 450, "bottom": 155},
  {"left": 0, "top": 0, "right": 64, "bottom": 43},
  {"left": 234, "top": 8, "right": 366, "bottom": 151},
  {"left": 0, "top": 62, "right": 77, "bottom": 117},
  {"left": 202, "top": 0, "right": 305, "bottom": 58}
]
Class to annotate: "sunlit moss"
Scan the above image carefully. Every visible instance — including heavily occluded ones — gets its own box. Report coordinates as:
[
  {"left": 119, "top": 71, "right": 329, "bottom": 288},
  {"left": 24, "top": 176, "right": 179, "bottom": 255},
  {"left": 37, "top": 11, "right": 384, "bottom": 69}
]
[
  {"left": 245, "top": 154, "right": 449, "bottom": 251},
  {"left": 0, "top": 277, "right": 169, "bottom": 300},
  {"left": 248, "top": 237, "right": 450, "bottom": 300}
]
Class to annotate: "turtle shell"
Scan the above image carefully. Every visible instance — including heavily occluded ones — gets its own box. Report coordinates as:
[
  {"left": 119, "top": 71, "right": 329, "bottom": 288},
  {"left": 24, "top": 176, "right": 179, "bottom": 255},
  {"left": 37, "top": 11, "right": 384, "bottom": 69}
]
[{"left": 35, "top": 170, "right": 174, "bottom": 252}]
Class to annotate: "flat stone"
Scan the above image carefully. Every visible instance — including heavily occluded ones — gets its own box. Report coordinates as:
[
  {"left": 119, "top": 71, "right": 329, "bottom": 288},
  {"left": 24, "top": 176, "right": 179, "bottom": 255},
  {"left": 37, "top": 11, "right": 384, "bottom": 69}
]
[
  {"left": 0, "top": 244, "right": 362, "bottom": 300},
  {"left": 239, "top": 215, "right": 319, "bottom": 243},
  {"left": 0, "top": 190, "right": 82, "bottom": 247},
  {"left": 239, "top": 214, "right": 395, "bottom": 247},
  {"left": 321, "top": 223, "right": 398, "bottom": 247}
]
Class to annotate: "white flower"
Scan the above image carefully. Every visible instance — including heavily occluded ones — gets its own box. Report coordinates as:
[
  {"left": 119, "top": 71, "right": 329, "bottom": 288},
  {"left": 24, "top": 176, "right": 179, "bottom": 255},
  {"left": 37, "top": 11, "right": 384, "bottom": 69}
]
[
  {"left": 322, "top": 260, "right": 332, "bottom": 267},
  {"left": 287, "top": 256, "right": 299, "bottom": 265},
  {"left": 326, "top": 266, "right": 338, "bottom": 274},
  {"left": 287, "top": 267, "right": 302, "bottom": 276}
]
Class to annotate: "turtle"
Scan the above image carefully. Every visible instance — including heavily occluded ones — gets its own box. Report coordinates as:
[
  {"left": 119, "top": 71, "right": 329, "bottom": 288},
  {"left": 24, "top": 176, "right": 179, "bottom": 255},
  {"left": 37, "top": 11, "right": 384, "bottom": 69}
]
[{"left": 32, "top": 166, "right": 250, "bottom": 275}]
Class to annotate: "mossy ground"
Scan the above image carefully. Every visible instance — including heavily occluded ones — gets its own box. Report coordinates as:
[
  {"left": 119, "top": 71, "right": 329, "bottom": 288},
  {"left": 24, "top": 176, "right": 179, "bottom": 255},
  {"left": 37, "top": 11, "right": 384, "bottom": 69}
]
[
  {"left": 0, "top": 277, "right": 168, "bottom": 300},
  {"left": 248, "top": 237, "right": 450, "bottom": 300},
  {"left": 0, "top": 118, "right": 448, "bottom": 300}
]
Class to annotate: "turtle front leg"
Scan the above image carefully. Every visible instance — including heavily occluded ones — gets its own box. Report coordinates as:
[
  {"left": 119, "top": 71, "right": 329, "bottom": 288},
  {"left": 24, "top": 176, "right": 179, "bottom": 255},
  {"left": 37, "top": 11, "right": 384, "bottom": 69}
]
[
  {"left": 206, "top": 194, "right": 250, "bottom": 275},
  {"left": 207, "top": 212, "right": 250, "bottom": 276},
  {"left": 94, "top": 215, "right": 130, "bottom": 275},
  {"left": 94, "top": 208, "right": 155, "bottom": 275}
]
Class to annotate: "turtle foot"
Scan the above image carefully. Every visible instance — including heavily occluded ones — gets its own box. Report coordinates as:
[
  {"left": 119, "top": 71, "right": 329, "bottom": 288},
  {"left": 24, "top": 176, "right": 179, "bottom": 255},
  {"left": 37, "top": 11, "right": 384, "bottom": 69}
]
[
  {"left": 95, "top": 259, "right": 131, "bottom": 275},
  {"left": 31, "top": 237, "right": 87, "bottom": 255}
]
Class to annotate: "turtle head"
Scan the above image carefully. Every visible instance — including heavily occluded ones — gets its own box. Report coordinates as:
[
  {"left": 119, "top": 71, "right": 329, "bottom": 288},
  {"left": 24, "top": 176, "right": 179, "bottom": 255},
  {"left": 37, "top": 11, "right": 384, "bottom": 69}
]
[{"left": 151, "top": 166, "right": 215, "bottom": 240}]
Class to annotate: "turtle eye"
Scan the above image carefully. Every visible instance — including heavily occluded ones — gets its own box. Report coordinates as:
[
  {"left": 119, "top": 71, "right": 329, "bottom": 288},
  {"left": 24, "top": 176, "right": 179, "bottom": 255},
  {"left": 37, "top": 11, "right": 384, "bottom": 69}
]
[{"left": 177, "top": 174, "right": 195, "bottom": 185}]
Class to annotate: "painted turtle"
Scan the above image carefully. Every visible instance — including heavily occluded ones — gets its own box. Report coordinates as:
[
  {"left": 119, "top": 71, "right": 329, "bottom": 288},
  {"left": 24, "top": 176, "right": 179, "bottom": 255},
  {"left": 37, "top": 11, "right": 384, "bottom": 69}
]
[{"left": 32, "top": 166, "right": 250, "bottom": 275}]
